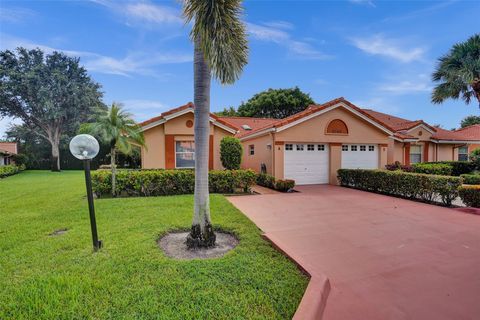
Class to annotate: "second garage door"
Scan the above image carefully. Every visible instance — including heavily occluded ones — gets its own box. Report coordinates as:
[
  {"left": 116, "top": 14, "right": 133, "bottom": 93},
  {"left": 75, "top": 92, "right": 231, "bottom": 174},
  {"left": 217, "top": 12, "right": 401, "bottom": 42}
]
[
  {"left": 341, "top": 144, "right": 378, "bottom": 169},
  {"left": 284, "top": 143, "right": 329, "bottom": 185}
]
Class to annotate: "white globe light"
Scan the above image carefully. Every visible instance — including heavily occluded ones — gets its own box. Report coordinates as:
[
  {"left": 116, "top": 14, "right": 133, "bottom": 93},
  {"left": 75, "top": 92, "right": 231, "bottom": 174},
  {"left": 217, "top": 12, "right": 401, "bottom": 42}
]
[{"left": 69, "top": 134, "right": 100, "bottom": 160}]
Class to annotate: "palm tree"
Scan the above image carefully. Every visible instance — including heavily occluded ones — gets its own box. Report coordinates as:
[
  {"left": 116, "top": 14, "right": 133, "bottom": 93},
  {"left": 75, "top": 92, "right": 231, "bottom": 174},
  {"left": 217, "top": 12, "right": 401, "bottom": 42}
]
[
  {"left": 432, "top": 34, "right": 480, "bottom": 107},
  {"left": 83, "top": 103, "right": 145, "bottom": 196},
  {"left": 183, "top": 0, "right": 248, "bottom": 248}
]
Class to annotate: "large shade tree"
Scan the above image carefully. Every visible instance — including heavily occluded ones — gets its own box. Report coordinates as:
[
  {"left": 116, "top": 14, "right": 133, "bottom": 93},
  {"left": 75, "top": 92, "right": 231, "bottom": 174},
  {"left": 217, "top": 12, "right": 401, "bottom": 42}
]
[
  {"left": 81, "top": 103, "right": 145, "bottom": 196},
  {"left": 432, "top": 34, "right": 480, "bottom": 107},
  {"left": 183, "top": 0, "right": 248, "bottom": 248},
  {"left": 0, "top": 48, "right": 104, "bottom": 171}
]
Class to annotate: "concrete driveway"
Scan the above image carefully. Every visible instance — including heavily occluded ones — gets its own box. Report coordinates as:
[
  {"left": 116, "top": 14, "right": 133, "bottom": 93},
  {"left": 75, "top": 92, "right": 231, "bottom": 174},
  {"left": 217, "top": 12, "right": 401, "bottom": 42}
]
[{"left": 228, "top": 185, "right": 480, "bottom": 320}]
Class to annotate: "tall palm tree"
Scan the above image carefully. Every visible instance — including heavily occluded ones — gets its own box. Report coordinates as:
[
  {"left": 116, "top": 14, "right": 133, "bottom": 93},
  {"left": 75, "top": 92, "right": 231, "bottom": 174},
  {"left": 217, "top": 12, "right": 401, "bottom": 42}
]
[
  {"left": 83, "top": 103, "right": 145, "bottom": 196},
  {"left": 432, "top": 34, "right": 480, "bottom": 107},
  {"left": 183, "top": 0, "right": 248, "bottom": 248}
]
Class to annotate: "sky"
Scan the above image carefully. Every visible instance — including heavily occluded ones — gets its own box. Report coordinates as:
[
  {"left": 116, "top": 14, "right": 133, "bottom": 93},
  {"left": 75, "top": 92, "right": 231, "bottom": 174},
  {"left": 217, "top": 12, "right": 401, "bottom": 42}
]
[{"left": 1, "top": 0, "right": 479, "bottom": 137}]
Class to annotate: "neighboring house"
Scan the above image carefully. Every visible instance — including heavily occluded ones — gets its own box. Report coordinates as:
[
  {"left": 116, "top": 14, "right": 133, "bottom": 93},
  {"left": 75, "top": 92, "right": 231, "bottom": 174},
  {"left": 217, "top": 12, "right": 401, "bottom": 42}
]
[
  {"left": 138, "top": 98, "right": 480, "bottom": 185},
  {"left": 0, "top": 142, "right": 18, "bottom": 166},
  {"left": 221, "top": 97, "right": 480, "bottom": 185},
  {"left": 139, "top": 103, "right": 238, "bottom": 170}
]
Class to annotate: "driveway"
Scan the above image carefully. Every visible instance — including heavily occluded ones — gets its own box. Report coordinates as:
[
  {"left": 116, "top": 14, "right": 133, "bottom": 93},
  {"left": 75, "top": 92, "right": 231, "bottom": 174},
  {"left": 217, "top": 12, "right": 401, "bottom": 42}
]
[{"left": 228, "top": 185, "right": 480, "bottom": 320}]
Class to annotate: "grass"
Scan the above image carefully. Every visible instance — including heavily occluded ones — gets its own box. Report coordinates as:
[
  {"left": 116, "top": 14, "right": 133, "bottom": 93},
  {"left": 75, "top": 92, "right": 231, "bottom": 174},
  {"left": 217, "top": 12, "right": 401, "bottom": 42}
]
[{"left": 0, "top": 171, "right": 308, "bottom": 319}]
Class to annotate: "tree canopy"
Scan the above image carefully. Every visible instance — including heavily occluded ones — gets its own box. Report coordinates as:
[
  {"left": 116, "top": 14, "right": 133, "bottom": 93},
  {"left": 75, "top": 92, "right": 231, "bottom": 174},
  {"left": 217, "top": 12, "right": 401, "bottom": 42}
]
[
  {"left": 235, "top": 87, "right": 315, "bottom": 118},
  {"left": 0, "top": 47, "right": 104, "bottom": 170},
  {"left": 460, "top": 115, "right": 480, "bottom": 128},
  {"left": 431, "top": 34, "right": 480, "bottom": 106}
]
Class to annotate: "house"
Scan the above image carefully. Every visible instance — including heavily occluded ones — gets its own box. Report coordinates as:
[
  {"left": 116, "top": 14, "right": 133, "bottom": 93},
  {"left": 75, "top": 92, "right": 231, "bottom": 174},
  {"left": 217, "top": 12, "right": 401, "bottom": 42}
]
[
  {"left": 0, "top": 142, "right": 18, "bottom": 166},
  {"left": 138, "top": 97, "right": 480, "bottom": 185},
  {"left": 139, "top": 103, "right": 238, "bottom": 170}
]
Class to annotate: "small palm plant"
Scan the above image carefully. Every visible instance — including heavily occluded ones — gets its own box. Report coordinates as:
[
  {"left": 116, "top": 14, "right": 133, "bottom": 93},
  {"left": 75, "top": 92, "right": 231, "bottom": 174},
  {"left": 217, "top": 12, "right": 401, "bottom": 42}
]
[
  {"left": 432, "top": 34, "right": 480, "bottom": 107},
  {"left": 183, "top": 0, "right": 248, "bottom": 248},
  {"left": 82, "top": 103, "right": 145, "bottom": 196}
]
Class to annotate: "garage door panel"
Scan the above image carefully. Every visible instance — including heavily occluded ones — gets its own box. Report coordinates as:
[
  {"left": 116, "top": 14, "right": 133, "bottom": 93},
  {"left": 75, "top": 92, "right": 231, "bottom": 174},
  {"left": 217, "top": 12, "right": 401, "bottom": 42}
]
[
  {"left": 284, "top": 143, "right": 329, "bottom": 185},
  {"left": 341, "top": 144, "right": 378, "bottom": 169}
]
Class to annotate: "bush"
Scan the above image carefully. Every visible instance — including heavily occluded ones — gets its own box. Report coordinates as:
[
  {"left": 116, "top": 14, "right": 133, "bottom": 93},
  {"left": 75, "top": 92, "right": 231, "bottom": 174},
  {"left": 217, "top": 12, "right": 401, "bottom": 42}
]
[
  {"left": 275, "top": 179, "right": 295, "bottom": 192},
  {"left": 12, "top": 153, "right": 28, "bottom": 166},
  {"left": 220, "top": 136, "right": 243, "bottom": 170},
  {"left": 458, "top": 185, "right": 480, "bottom": 207},
  {"left": 0, "top": 164, "right": 25, "bottom": 178},
  {"left": 470, "top": 148, "right": 480, "bottom": 169},
  {"left": 337, "top": 169, "right": 462, "bottom": 206},
  {"left": 256, "top": 173, "right": 276, "bottom": 189},
  {"left": 412, "top": 163, "right": 452, "bottom": 176},
  {"left": 460, "top": 174, "right": 480, "bottom": 185},
  {"left": 91, "top": 169, "right": 256, "bottom": 197},
  {"left": 385, "top": 161, "right": 413, "bottom": 172}
]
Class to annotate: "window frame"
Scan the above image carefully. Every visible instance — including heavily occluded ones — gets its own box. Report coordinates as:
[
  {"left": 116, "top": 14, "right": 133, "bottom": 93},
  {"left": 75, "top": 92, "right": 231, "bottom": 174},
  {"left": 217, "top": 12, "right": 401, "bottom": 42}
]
[
  {"left": 409, "top": 145, "right": 422, "bottom": 164},
  {"left": 296, "top": 144, "right": 304, "bottom": 151},
  {"left": 175, "top": 140, "right": 195, "bottom": 169},
  {"left": 351, "top": 145, "right": 358, "bottom": 151},
  {"left": 249, "top": 144, "right": 255, "bottom": 156},
  {"left": 307, "top": 144, "right": 315, "bottom": 151},
  {"left": 285, "top": 144, "right": 293, "bottom": 151},
  {"left": 368, "top": 145, "right": 375, "bottom": 152},
  {"left": 458, "top": 146, "right": 469, "bottom": 161},
  {"left": 318, "top": 144, "right": 325, "bottom": 151},
  {"left": 342, "top": 145, "right": 348, "bottom": 151}
]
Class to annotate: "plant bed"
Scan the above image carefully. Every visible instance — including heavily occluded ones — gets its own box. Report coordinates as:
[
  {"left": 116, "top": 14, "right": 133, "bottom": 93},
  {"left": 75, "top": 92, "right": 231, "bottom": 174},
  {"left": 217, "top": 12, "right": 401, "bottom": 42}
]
[{"left": 256, "top": 173, "right": 295, "bottom": 192}]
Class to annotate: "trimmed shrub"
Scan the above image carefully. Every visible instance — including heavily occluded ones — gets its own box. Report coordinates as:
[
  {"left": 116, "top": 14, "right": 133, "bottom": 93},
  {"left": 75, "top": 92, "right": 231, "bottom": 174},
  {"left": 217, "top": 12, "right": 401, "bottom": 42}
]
[
  {"left": 337, "top": 169, "right": 462, "bottom": 206},
  {"left": 256, "top": 173, "right": 276, "bottom": 189},
  {"left": 460, "top": 174, "right": 480, "bottom": 185},
  {"left": 220, "top": 136, "right": 243, "bottom": 170},
  {"left": 275, "top": 179, "right": 295, "bottom": 192},
  {"left": 458, "top": 185, "right": 480, "bottom": 207},
  {"left": 412, "top": 163, "right": 452, "bottom": 176},
  {"left": 12, "top": 153, "right": 28, "bottom": 166},
  {"left": 0, "top": 164, "right": 25, "bottom": 178},
  {"left": 385, "top": 161, "right": 413, "bottom": 172},
  {"left": 437, "top": 161, "right": 475, "bottom": 176},
  {"left": 91, "top": 169, "right": 256, "bottom": 197},
  {"left": 470, "top": 148, "right": 480, "bottom": 169}
]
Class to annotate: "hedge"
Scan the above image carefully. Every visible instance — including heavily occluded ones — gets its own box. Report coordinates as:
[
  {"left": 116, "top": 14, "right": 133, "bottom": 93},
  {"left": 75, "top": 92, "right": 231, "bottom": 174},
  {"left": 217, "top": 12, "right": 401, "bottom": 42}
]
[
  {"left": 0, "top": 164, "right": 25, "bottom": 179},
  {"left": 412, "top": 163, "right": 452, "bottom": 176},
  {"left": 460, "top": 174, "right": 480, "bottom": 185},
  {"left": 425, "top": 161, "right": 475, "bottom": 176},
  {"left": 91, "top": 169, "right": 257, "bottom": 197},
  {"left": 337, "top": 169, "right": 462, "bottom": 206},
  {"left": 458, "top": 185, "right": 480, "bottom": 207},
  {"left": 256, "top": 173, "right": 295, "bottom": 192}
]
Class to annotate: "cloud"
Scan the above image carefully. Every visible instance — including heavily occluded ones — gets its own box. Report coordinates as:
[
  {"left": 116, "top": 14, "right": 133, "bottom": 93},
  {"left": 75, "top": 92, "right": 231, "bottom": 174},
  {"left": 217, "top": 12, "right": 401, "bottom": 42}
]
[
  {"left": 351, "top": 34, "right": 425, "bottom": 63},
  {"left": 0, "top": 7, "right": 36, "bottom": 23},
  {"left": 378, "top": 74, "right": 432, "bottom": 94},
  {"left": 118, "top": 99, "right": 171, "bottom": 121},
  {"left": 261, "top": 20, "right": 294, "bottom": 30},
  {"left": 92, "top": 0, "right": 182, "bottom": 26},
  {"left": 247, "top": 22, "right": 331, "bottom": 60},
  {"left": 349, "top": 0, "right": 376, "bottom": 7},
  {"left": 0, "top": 34, "right": 191, "bottom": 77}
]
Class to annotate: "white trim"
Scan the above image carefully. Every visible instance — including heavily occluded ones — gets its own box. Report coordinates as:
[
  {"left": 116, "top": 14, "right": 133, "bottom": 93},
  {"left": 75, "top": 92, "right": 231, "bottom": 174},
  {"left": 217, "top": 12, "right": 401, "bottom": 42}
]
[
  {"left": 275, "top": 102, "right": 394, "bottom": 135},
  {"left": 431, "top": 139, "right": 480, "bottom": 144},
  {"left": 209, "top": 117, "right": 238, "bottom": 134},
  {"left": 163, "top": 107, "right": 193, "bottom": 120},
  {"left": 239, "top": 128, "right": 275, "bottom": 141},
  {"left": 406, "top": 123, "right": 435, "bottom": 134},
  {"left": 389, "top": 136, "right": 419, "bottom": 142},
  {"left": 175, "top": 140, "right": 195, "bottom": 169},
  {"left": 140, "top": 118, "right": 166, "bottom": 132}
]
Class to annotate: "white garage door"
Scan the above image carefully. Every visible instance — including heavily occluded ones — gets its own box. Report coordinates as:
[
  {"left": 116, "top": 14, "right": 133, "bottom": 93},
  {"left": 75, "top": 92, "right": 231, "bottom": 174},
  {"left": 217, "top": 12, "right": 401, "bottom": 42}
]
[
  {"left": 341, "top": 144, "right": 378, "bottom": 169},
  {"left": 284, "top": 143, "right": 329, "bottom": 185}
]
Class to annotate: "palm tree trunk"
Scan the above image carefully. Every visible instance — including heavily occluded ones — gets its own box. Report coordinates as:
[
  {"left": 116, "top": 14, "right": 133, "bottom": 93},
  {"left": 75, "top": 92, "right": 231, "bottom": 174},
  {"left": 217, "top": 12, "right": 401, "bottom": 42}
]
[
  {"left": 186, "top": 37, "right": 216, "bottom": 248},
  {"left": 111, "top": 147, "right": 117, "bottom": 197}
]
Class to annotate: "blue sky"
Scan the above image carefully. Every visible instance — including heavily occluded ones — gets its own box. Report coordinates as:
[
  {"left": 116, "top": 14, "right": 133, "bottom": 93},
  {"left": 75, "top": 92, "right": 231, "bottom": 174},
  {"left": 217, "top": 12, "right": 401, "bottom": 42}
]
[{"left": 1, "top": 0, "right": 479, "bottom": 136}]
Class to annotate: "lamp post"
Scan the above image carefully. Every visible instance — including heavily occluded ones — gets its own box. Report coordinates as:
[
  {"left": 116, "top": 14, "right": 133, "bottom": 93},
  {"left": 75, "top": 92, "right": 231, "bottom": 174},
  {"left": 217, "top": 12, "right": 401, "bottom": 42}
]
[{"left": 69, "top": 134, "right": 102, "bottom": 251}]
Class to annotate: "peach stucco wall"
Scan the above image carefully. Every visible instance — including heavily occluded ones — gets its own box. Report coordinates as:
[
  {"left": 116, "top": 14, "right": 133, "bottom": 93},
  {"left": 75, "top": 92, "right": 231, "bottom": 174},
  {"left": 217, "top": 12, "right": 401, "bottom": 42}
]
[
  {"left": 141, "top": 111, "right": 231, "bottom": 170},
  {"left": 241, "top": 134, "right": 273, "bottom": 174},
  {"left": 388, "top": 140, "right": 405, "bottom": 164},
  {"left": 436, "top": 144, "right": 456, "bottom": 161}
]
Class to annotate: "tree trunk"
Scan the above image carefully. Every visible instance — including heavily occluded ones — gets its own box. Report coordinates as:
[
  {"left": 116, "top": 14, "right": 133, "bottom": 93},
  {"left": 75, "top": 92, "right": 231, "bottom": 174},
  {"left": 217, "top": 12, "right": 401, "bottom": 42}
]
[
  {"left": 111, "top": 147, "right": 117, "bottom": 197},
  {"left": 186, "top": 37, "right": 216, "bottom": 248},
  {"left": 50, "top": 137, "right": 61, "bottom": 172}
]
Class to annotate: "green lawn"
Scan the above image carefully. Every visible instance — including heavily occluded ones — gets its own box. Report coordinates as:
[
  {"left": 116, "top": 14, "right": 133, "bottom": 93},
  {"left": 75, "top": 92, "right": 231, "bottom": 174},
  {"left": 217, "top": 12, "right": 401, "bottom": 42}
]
[{"left": 0, "top": 171, "right": 307, "bottom": 319}]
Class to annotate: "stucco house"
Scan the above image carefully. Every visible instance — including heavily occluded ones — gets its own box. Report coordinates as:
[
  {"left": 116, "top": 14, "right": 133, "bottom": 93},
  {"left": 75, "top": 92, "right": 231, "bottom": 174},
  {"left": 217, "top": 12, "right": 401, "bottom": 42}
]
[
  {"left": 138, "top": 97, "right": 480, "bottom": 185},
  {"left": 0, "top": 142, "right": 18, "bottom": 166}
]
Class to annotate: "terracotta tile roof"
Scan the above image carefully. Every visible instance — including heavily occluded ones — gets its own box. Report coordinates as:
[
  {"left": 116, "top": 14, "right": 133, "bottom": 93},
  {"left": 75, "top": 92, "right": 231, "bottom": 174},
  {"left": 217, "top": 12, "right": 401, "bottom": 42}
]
[
  {"left": 361, "top": 109, "right": 436, "bottom": 132},
  {"left": 0, "top": 142, "right": 17, "bottom": 155},
  {"left": 138, "top": 102, "right": 237, "bottom": 132},
  {"left": 218, "top": 116, "right": 279, "bottom": 136},
  {"left": 432, "top": 125, "right": 480, "bottom": 141}
]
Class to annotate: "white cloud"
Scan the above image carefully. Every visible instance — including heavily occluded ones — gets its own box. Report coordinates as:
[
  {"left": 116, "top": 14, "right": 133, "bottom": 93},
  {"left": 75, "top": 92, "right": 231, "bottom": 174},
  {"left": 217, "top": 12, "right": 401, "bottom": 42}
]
[
  {"left": 261, "top": 20, "right": 294, "bottom": 30},
  {"left": 349, "top": 0, "right": 376, "bottom": 7},
  {"left": 0, "top": 34, "right": 191, "bottom": 77},
  {"left": 118, "top": 99, "right": 172, "bottom": 121},
  {"left": 0, "top": 7, "right": 36, "bottom": 23},
  {"left": 351, "top": 34, "right": 425, "bottom": 63},
  {"left": 378, "top": 74, "right": 432, "bottom": 94},
  {"left": 247, "top": 22, "right": 331, "bottom": 60}
]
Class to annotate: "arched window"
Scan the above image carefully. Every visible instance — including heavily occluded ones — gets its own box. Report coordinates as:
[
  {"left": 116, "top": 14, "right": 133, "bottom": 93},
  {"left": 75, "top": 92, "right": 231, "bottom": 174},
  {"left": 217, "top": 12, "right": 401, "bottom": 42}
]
[{"left": 326, "top": 119, "right": 348, "bottom": 134}]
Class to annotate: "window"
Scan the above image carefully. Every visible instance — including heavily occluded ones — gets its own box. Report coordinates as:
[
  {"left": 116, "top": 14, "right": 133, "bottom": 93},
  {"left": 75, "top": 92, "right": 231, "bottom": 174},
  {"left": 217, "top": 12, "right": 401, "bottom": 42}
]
[
  {"left": 368, "top": 145, "right": 375, "bottom": 151},
  {"left": 307, "top": 144, "right": 315, "bottom": 151},
  {"left": 360, "top": 145, "right": 366, "bottom": 151},
  {"left": 285, "top": 144, "right": 293, "bottom": 151},
  {"left": 296, "top": 144, "right": 304, "bottom": 151},
  {"left": 410, "top": 145, "right": 422, "bottom": 164},
  {"left": 249, "top": 145, "right": 255, "bottom": 156},
  {"left": 342, "top": 145, "right": 348, "bottom": 151},
  {"left": 458, "top": 146, "right": 469, "bottom": 161},
  {"left": 176, "top": 141, "right": 195, "bottom": 168},
  {"left": 351, "top": 145, "right": 357, "bottom": 151},
  {"left": 318, "top": 144, "right": 325, "bottom": 151}
]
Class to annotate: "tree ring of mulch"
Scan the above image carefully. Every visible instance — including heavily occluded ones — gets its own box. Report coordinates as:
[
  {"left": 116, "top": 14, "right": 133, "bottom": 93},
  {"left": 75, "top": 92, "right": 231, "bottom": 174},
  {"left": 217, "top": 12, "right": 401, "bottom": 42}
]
[
  {"left": 49, "top": 228, "right": 68, "bottom": 236},
  {"left": 158, "top": 231, "right": 238, "bottom": 260}
]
